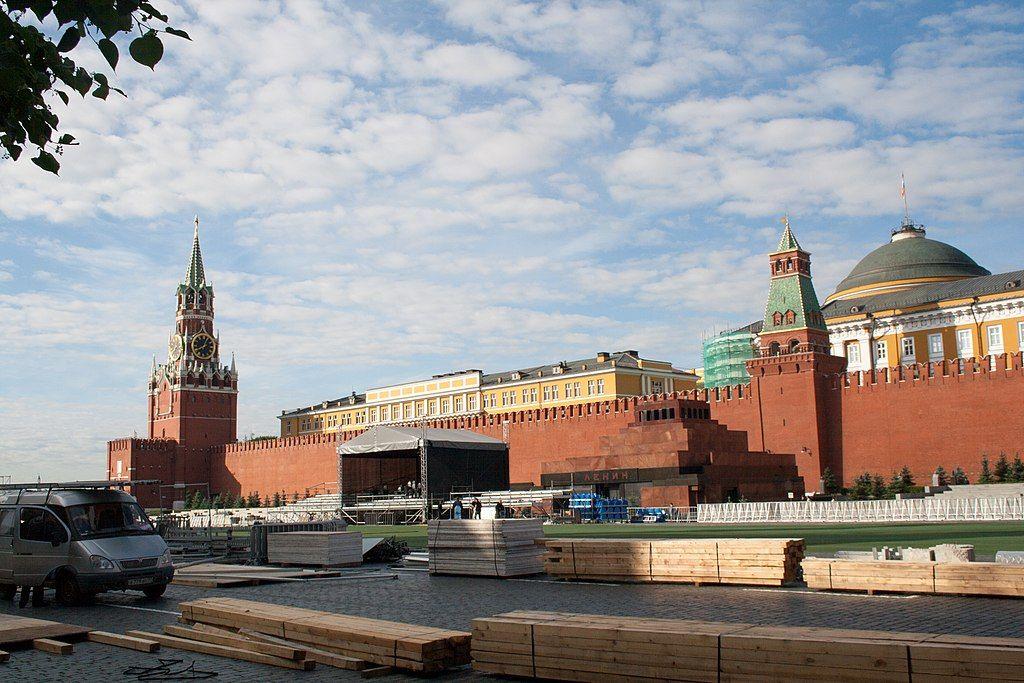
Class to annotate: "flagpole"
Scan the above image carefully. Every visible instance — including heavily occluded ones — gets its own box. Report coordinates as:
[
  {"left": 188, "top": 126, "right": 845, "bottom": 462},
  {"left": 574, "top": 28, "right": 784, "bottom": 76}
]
[{"left": 900, "top": 173, "right": 910, "bottom": 223}]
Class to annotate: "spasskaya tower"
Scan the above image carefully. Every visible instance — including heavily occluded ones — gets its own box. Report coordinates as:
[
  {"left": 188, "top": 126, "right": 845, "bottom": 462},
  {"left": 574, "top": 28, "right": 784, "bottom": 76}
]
[{"left": 148, "top": 218, "right": 238, "bottom": 446}]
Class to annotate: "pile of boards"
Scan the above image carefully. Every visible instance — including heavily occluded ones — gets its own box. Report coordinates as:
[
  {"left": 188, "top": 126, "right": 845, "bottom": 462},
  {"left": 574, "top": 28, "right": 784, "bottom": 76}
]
[
  {"left": 427, "top": 519, "right": 545, "bottom": 577},
  {"left": 472, "top": 610, "right": 1024, "bottom": 682},
  {"left": 172, "top": 597, "right": 470, "bottom": 673},
  {"left": 172, "top": 562, "right": 352, "bottom": 588},
  {"left": 804, "top": 558, "right": 1024, "bottom": 597},
  {"left": 0, "top": 614, "right": 159, "bottom": 663},
  {"left": 267, "top": 531, "right": 363, "bottom": 567},
  {"left": 544, "top": 537, "right": 804, "bottom": 586}
]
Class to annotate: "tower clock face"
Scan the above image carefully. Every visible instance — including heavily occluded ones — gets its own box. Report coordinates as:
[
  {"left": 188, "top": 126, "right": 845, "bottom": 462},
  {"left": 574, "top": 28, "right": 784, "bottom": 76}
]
[
  {"left": 191, "top": 332, "right": 216, "bottom": 360},
  {"left": 168, "top": 334, "right": 183, "bottom": 361}
]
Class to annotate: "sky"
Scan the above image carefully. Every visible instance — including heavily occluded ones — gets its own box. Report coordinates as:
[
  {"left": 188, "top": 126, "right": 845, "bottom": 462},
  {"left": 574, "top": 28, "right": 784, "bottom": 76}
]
[{"left": 1, "top": 1, "right": 1023, "bottom": 482}]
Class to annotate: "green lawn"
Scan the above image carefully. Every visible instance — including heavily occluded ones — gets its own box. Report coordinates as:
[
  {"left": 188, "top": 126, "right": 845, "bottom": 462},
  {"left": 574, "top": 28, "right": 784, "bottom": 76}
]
[{"left": 359, "top": 521, "right": 1024, "bottom": 557}]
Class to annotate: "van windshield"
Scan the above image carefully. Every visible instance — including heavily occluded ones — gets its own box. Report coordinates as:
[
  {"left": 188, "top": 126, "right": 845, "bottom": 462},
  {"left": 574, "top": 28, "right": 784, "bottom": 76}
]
[{"left": 65, "top": 503, "right": 154, "bottom": 539}]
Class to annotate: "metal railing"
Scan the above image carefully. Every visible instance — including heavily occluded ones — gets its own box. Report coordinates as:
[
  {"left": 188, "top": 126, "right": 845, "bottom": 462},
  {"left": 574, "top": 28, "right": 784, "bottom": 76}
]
[{"left": 695, "top": 497, "right": 1024, "bottom": 524}]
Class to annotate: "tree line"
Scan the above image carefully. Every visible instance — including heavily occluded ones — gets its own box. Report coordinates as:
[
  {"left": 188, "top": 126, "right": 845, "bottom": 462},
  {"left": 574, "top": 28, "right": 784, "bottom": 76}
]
[
  {"left": 822, "top": 453, "right": 1024, "bottom": 500},
  {"left": 181, "top": 490, "right": 302, "bottom": 510}
]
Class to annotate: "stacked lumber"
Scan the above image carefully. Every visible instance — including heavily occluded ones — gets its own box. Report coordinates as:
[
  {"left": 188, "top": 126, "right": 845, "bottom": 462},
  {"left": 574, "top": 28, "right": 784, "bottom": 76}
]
[
  {"left": 719, "top": 625, "right": 918, "bottom": 682},
  {"left": 473, "top": 612, "right": 1024, "bottom": 682},
  {"left": 267, "top": 531, "right": 363, "bottom": 567},
  {"left": 804, "top": 558, "right": 1024, "bottom": 597},
  {"left": 179, "top": 597, "right": 470, "bottom": 673},
  {"left": 473, "top": 611, "right": 746, "bottom": 681},
  {"left": 172, "top": 562, "right": 349, "bottom": 587},
  {"left": 427, "top": 519, "right": 545, "bottom": 577},
  {"left": 934, "top": 562, "right": 1024, "bottom": 597},
  {"left": 651, "top": 539, "right": 718, "bottom": 583},
  {"left": 913, "top": 634, "right": 1024, "bottom": 681},
  {"left": 716, "top": 539, "right": 804, "bottom": 585},
  {"left": 544, "top": 538, "right": 804, "bottom": 586},
  {"left": 544, "top": 538, "right": 651, "bottom": 582}
]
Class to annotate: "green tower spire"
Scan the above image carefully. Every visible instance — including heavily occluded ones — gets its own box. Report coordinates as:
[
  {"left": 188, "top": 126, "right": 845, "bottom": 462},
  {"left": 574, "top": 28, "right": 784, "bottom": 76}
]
[
  {"left": 184, "top": 216, "right": 206, "bottom": 288},
  {"left": 762, "top": 217, "right": 828, "bottom": 338}
]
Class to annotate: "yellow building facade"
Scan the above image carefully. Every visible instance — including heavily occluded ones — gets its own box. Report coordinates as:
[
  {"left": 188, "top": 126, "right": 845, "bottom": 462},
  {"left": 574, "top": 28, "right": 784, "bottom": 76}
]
[
  {"left": 280, "top": 350, "right": 697, "bottom": 436},
  {"left": 820, "top": 222, "right": 1024, "bottom": 371}
]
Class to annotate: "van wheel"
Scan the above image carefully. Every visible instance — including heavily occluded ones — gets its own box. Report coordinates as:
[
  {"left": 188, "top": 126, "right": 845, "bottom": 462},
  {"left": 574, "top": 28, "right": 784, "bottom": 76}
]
[
  {"left": 0, "top": 585, "right": 16, "bottom": 600},
  {"left": 142, "top": 585, "right": 166, "bottom": 599},
  {"left": 55, "top": 573, "right": 83, "bottom": 605}
]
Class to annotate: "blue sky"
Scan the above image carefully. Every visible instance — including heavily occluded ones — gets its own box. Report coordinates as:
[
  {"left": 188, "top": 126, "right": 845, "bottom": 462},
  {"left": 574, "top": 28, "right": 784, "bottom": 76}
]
[{"left": 2, "top": 1, "right": 1023, "bottom": 481}]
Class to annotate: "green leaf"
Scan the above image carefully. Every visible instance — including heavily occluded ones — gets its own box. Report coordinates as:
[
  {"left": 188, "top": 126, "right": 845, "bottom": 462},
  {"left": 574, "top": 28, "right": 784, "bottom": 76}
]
[
  {"left": 56, "top": 26, "right": 80, "bottom": 52},
  {"left": 140, "top": 2, "right": 170, "bottom": 22},
  {"left": 56, "top": 90, "right": 70, "bottom": 105},
  {"left": 32, "top": 150, "right": 60, "bottom": 175},
  {"left": 129, "top": 32, "right": 164, "bottom": 69},
  {"left": 165, "top": 27, "right": 192, "bottom": 41},
  {"left": 73, "top": 68, "right": 93, "bottom": 96},
  {"left": 9, "top": 144, "right": 23, "bottom": 162},
  {"left": 98, "top": 38, "right": 119, "bottom": 69},
  {"left": 57, "top": 134, "right": 76, "bottom": 145},
  {"left": 93, "top": 84, "right": 110, "bottom": 100}
]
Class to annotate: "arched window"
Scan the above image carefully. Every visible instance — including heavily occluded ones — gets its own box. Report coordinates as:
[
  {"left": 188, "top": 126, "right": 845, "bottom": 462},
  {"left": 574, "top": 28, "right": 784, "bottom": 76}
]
[
  {"left": 786, "top": 258, "right": 793, "bottom": 271},
  {"left": 769, "top": 341, "right": 781, "bottom": 356},
  {"left": 774, "top": 259, "right": 782, "bottom": 274},
  {"left": 785, "top": 310, "right": 796, "bottom": 324},
  {"left": 789, "top": 339, "right": 800, "bottom": 353},
  {"left": 773, "top": 312, "right": 783, "bottom": 325}
]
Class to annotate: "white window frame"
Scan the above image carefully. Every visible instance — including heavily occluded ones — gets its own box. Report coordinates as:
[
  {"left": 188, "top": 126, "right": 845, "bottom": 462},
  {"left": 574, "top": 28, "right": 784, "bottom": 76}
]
[
  {"left": 927, "top": 333, "right": 944, "bottom": 360},
  {"left": 587, "top": 380, "right": 596, "bottom": 396},
  {"left": 1018, "top": 321, "right": 1024, "bottom": 350},
  {"left": 874, "top": 340, "right": 888, "bottom": 364},
  {"left": 901, "top": 337, "right": 916, "bottom": 361},
  {"left": 956, "top": 329, "right": 973, "bottom": 358},
  {"left": 987, "top": 324, "right": 1004, "bottom": 353},
  {"left": 596, "top": 379, "right": 605, "bottom": 394},
  {"left": 846, "top": 341, "right": 862, "bottom": 367}
]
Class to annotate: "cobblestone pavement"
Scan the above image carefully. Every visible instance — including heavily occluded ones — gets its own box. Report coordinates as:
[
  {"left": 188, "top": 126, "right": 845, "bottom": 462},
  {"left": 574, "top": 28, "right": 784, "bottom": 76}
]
[{"left": 3, "top": 566, "right": 1024, "bottom": 682}]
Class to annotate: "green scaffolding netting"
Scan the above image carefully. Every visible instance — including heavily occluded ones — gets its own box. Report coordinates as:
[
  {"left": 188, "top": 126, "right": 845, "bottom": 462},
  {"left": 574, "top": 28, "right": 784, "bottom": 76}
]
[{"left": 702, "top": 331, "right": 756, "bottom": 388}]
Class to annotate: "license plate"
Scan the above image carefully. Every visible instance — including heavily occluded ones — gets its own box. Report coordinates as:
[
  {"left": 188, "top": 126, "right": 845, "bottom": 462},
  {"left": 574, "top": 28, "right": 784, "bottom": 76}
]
[{"left": 127, "top": 577, "right": 150, "bottom": 586}]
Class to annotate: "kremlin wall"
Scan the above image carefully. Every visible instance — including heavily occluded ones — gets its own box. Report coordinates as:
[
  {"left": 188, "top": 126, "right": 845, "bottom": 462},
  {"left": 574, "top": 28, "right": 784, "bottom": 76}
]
[{"left": 108, "top": 219, "right": 1024, "bottom": 508}]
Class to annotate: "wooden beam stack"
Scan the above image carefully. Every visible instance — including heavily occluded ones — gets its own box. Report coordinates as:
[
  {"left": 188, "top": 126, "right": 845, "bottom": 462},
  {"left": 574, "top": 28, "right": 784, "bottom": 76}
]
[
  {"left": 472, "top": 611, "right": 1024, "bottom": 682},
  {"left": 544, "top": 538, "right": 652, "bottom": 582},
  {"left": 544, "top": 538, "right": 804, "bottom": 586},
  {"left": 473, "top": 611, "right": 746, "bottom": 682},
  {"left": 427, "top": 519, "right": 545, "bottom": 577},
  {"left": 179, "top": 597, "right": 470, "bottom": 673},
  {"left": 267, "top": 531, "right": 363, "bottom": 567},
  {"left": 804, "top": 558, "right": 1024, "bottom": 597}
]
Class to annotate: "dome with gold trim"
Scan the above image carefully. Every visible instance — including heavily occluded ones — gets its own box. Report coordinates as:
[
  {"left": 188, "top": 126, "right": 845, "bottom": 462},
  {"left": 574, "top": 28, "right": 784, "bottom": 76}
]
[{"left": 824, "top": 222, "right": 990, "bottom": 304}]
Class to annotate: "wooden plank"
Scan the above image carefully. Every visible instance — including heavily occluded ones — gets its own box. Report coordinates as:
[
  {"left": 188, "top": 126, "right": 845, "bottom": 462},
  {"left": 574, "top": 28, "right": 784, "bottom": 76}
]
[
  {"left": 0, "top": 614, "right": 91, "bottom": 646},
  {"left": 33, "top": 638, "right": 73, "bottom": 655},
  {"left": 163, "top": 624, "right": 305, "bottom": 660},
  {"left": 126, "top": 631, "right": 315, "bottom": 670},
  {"left": 86, "top": 631, "right": 160, "bottom": 653},
  {"left": 239, "top": 629, "right": 369, "bottom": 671}
]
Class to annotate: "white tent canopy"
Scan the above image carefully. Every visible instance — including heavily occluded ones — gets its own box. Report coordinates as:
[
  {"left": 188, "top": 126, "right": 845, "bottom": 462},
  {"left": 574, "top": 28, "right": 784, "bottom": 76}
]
[{"left": 337, "top": 425, "right": 506, "bottom": 455}]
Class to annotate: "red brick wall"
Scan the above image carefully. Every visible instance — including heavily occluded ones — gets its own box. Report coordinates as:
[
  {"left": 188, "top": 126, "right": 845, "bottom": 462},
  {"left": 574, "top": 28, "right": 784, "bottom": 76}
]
[
  {"left": 689, "top": 353, "right": 1024, "bottom": 488},
  {"left": 831, "top": 354, "right": 1024, "bottom": 484}
]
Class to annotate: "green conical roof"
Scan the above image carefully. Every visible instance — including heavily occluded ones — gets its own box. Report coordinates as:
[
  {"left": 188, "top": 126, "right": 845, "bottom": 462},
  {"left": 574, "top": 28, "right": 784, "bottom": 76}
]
[
  {"left": 773, "top": 219, "right": 802, "bottom": 253},
  {"left": 184, "top": 219, "right": 206, "bottom": 288}
]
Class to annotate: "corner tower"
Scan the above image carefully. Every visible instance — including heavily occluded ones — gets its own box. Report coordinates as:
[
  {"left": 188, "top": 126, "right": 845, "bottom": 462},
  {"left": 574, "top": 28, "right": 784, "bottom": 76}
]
[
  {"left": 148, "top": 218, "right": 238, "bottom": 447},
  {"left": 746, "top": 218, "right": 845, "bottom": 492}
]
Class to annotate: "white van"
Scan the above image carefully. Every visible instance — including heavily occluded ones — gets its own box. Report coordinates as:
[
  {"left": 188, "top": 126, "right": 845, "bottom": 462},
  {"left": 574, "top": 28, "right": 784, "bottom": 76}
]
[{"left": 0, "top": 482, "right": 174, "bottom": 604}]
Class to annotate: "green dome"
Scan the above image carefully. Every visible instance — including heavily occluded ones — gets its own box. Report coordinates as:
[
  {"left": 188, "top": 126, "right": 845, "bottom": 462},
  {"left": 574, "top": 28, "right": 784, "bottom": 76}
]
[{"left": 827, "top": 225, "right": 989, "bottom": 302}]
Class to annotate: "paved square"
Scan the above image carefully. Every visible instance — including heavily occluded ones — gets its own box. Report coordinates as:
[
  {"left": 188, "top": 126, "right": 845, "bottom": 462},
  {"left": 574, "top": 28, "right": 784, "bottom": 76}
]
[{"left": 2, "top": 566, "right": 1023, "bottom": 681}]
